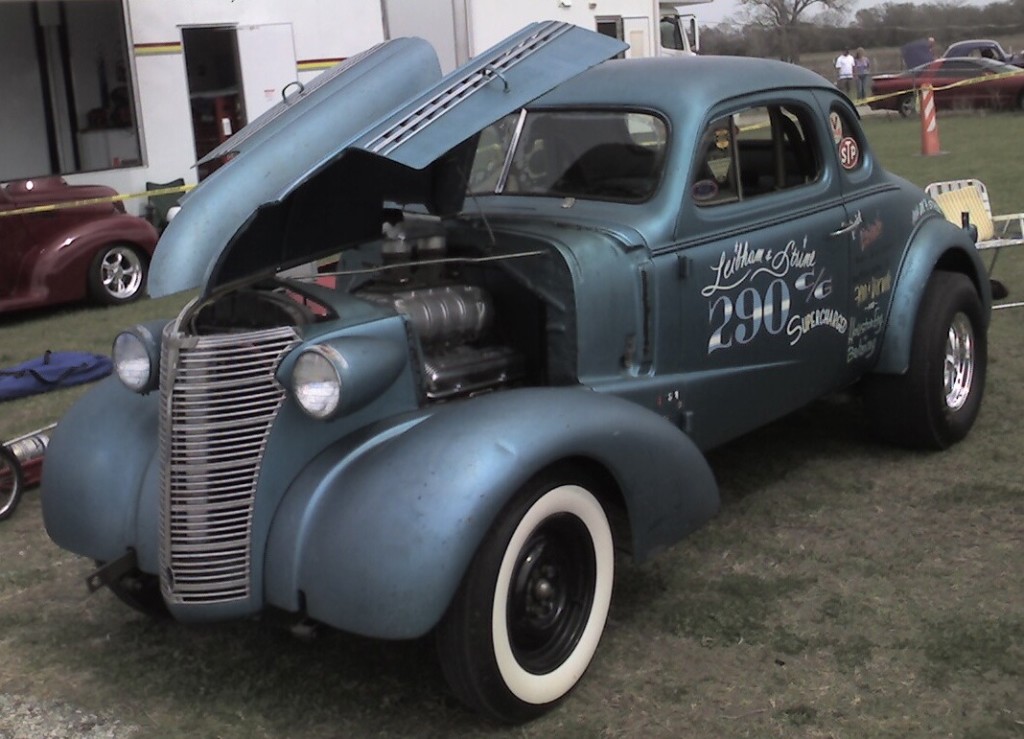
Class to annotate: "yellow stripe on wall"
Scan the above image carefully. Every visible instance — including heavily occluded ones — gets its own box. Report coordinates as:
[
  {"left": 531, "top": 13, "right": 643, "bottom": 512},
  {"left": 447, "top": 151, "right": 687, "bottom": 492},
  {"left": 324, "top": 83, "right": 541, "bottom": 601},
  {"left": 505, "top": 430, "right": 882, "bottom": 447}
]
[
  {"left": 297, "top": 57, "right": 345, "bottom": 72},
  {"left": 134, "top": 42, "right": 184, "bottom": 56}
]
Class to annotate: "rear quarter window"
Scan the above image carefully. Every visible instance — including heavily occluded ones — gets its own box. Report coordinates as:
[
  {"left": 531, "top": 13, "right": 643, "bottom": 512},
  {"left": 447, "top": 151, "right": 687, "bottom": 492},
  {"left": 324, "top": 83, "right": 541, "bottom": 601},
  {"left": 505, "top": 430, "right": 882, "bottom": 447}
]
[{"left": 692, "top": 103, "right": 821, "bottom": 207}]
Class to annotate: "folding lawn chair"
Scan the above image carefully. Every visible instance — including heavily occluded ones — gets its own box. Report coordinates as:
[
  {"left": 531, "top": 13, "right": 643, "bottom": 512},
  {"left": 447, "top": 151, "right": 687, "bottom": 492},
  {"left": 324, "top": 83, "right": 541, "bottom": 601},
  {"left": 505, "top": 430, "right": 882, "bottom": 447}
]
[{"left": 926, "top": 178, "right": 1024, "bottom": 310}]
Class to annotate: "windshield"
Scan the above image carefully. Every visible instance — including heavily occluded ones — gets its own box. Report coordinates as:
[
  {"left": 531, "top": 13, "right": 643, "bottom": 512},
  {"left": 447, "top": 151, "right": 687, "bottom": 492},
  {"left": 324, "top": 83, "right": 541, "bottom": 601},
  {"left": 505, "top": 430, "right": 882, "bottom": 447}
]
[
  {"left": 467, "top": 110, "right": 668, "bottom": 203},
  {"left": 660, "top": 18, "right": 685, "bottom": 51}
]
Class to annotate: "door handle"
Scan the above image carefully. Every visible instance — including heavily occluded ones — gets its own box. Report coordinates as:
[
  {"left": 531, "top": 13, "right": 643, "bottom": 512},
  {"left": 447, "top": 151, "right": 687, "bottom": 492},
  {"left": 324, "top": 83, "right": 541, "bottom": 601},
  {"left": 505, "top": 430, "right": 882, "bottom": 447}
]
[{"left": 830, "top": 211, "right": 862, "bottom": 237}]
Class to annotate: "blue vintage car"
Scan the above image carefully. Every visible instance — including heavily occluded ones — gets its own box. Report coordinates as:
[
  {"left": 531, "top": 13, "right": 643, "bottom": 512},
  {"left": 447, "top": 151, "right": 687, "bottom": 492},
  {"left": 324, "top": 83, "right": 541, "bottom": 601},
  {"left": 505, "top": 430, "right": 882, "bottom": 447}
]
[{"left": 42, "top": 23, "right": 991, "bottom": 723}]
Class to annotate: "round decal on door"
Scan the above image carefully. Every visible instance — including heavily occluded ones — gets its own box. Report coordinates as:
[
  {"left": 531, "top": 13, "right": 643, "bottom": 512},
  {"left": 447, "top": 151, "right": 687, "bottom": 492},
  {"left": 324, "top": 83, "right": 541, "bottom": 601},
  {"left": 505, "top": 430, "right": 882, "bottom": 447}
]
[
  {"left": 839, "top": 136, "right": 860, "bottom": 170},
  {"left": 829, "top": 112, "right": 844, "bottom": 143}
]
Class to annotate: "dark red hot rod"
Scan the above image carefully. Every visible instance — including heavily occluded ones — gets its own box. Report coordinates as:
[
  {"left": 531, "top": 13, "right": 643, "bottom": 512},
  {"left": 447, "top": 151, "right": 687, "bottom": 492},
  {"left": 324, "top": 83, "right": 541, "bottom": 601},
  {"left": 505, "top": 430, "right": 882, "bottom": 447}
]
[{"left": 0, "top": 176, "right": 158, "bottom": 313}]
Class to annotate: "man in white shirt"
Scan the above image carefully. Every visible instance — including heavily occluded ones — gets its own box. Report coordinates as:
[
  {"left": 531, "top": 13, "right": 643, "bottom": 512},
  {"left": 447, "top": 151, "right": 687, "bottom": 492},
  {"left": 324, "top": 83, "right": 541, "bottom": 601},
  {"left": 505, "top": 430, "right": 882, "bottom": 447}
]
[{"left": 835, "top": 49, "right": 855, "bottom": 95}]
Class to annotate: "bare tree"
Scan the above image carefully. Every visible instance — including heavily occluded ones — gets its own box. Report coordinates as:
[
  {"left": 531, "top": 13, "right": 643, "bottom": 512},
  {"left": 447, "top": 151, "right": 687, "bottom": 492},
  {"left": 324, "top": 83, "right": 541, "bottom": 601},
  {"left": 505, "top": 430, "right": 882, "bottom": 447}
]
[{"left": 739, "top": 0, "right": 851, "bottom": 62}]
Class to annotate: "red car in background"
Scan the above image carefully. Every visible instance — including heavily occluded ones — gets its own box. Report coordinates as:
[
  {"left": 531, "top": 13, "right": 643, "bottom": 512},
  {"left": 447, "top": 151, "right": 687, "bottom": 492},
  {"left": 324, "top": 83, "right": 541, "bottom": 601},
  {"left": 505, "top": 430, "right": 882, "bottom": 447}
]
[
  {"left": 869, "top": 57, "right": 1024, "bottom": 116},
  {"left": 0, "top": 176, "right": 158, "bottom": 313}
]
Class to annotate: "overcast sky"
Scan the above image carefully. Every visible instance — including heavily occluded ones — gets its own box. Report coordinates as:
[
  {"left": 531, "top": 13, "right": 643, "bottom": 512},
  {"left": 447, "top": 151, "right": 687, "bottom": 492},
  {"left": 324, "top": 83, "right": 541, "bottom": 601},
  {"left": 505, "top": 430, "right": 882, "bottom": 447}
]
[{"left": 696, "top": 0, "right": 997, "bottom": 26}]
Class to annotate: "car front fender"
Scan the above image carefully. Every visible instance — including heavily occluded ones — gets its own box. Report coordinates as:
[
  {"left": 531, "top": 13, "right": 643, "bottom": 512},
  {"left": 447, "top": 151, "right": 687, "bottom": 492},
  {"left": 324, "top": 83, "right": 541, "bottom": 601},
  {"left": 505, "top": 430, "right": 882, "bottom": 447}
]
[
  {"left": 874, "top": 216, "right": 991, "bottom": 375},
  {"left": 263, "top": 387, "right": 719, "bottom": 640},
  {"left": 41, "top": 376, "right": 161, "bottom": 567},
  {"left": 28, "top": 215, "right": 159, "bottom": 303}
]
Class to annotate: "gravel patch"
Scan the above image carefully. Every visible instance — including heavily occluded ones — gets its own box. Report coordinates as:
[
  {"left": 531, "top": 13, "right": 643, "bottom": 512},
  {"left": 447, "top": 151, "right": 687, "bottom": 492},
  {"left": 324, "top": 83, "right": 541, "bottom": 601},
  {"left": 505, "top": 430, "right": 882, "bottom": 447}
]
[{"left": 0, "top": 694, "right": 139, "bottom": 739}]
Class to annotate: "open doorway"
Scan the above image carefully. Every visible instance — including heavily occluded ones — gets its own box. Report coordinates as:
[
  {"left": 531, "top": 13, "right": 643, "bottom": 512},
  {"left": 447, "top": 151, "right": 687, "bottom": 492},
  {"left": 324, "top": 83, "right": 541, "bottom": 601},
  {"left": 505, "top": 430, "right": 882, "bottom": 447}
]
[
  {"left": 182, "top": 26, "right": 246, "bottom": 180},
  {"left": 181, "top": 24, "right": 298, "bottom": 180}
]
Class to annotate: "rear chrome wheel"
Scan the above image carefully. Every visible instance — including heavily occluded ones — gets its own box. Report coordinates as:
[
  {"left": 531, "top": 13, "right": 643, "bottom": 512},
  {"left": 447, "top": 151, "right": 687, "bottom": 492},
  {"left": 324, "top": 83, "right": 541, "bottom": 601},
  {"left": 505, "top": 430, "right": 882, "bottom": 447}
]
[
  {"left": 944, "top": 312, "right": 975, "bottom": 412},
  {"left": 864, "top": 271, "right": 986, "bottom": 449}
]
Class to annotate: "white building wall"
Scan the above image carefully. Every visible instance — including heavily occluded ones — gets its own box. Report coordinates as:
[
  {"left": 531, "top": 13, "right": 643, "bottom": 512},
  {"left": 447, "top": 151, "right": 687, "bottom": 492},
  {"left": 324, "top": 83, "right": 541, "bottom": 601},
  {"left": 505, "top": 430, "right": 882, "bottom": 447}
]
[
  {"left": 465, "top": 0, "right": 589, "bottom": 57},
  {"left": 381, "top": 0, "right": 460, "bottom": 71},
  {"left": 128, "top": 0, "right": 384, "bottom": 79},
  {"left": 63, "top": 0, "right": 385, "bottom": 213},
  {"left": 10, "top": 0, "right": 663, "bottom": 212},
  {"left": 382, "top": 0, "right": 657, "bottom": 73},
  {"left": 596, "top": 0, "right": 659, "bottom": 57}
]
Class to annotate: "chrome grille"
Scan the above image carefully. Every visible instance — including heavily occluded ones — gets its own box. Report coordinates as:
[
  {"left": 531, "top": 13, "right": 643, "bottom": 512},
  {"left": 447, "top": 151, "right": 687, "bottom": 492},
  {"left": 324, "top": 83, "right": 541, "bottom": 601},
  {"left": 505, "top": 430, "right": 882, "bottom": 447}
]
[{"left": 159, "top": 325, "right": 299, "bottom": 604}]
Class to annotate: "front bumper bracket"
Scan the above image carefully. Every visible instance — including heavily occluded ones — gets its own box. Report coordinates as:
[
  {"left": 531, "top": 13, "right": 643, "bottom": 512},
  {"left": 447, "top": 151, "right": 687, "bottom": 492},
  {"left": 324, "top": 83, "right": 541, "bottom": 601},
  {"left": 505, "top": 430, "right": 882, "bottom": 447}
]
[{"left": 85, "top": 549, "right": 139, "bottom": 594}]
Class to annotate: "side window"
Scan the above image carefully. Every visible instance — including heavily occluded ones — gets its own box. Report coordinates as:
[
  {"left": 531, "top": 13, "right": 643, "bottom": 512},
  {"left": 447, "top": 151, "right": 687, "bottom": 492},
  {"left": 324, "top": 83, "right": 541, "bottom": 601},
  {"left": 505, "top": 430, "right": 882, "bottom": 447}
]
[
  {"left": 692, "top": 104, "right": 820, "bottom": 207},
  {"left": 827, "top": 106, "right": 864, "bottom": 174}
]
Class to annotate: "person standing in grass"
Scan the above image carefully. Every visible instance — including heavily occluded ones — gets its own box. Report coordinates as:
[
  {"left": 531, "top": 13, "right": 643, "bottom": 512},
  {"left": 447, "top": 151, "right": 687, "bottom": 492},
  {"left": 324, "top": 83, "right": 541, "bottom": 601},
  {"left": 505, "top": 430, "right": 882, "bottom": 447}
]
[
  {"left": 835, "top": 49, "right": 855, "bottom": 96},
  {"left": 854, "top": 48, "right": 871, "bottom": 100}
]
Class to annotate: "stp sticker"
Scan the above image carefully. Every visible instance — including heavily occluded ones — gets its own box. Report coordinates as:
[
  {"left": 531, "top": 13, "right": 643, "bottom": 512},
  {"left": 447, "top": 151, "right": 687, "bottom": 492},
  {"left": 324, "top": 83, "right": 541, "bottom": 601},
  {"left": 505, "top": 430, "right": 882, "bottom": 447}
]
[
  {"left": 839, "top": 136, "right": 860, "bottom": 170},
  {"left": 829, "top": 112, "right": 843, "bottom": 143}
]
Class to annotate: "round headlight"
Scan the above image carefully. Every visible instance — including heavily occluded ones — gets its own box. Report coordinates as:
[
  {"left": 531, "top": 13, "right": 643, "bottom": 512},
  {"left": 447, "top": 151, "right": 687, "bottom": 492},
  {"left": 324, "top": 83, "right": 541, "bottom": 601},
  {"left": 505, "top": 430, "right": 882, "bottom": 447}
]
[
  {"left": 113, "top": 331, "right": 153, "bottom": 392},
  {"left": 293, "top": 348, "right": 342, "bottom": 420}
]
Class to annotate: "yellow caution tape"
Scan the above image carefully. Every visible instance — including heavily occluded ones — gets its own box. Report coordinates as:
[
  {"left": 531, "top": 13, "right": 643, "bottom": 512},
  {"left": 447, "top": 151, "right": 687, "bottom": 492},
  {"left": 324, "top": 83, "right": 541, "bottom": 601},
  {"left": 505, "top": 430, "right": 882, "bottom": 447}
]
[{"left": 0, "top": 183, "right": 194, "bottom": 218}]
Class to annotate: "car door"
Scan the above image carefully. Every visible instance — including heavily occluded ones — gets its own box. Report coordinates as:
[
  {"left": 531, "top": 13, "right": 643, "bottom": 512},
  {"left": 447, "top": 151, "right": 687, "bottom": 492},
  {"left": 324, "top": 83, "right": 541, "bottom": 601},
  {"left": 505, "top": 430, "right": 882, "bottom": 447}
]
[
  {"left": 654, "top": 96, "right": 855, "bottom": 450},
  {"left": 816, "top": 93, "right": 905, "bottom": 377}
]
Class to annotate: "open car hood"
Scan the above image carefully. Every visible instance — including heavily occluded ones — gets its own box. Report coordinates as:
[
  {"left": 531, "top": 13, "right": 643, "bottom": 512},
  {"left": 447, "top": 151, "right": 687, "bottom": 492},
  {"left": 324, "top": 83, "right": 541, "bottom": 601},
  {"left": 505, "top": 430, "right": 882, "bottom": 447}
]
[{"left": 150, "top": 22, "right": 627, "bottom": 297}]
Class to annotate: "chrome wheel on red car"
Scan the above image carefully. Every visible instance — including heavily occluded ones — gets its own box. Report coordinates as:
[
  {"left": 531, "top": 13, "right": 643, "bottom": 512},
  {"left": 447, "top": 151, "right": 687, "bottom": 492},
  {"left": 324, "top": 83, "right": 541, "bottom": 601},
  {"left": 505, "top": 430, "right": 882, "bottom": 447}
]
[
  {"left": 0, "top": 446, "right": 24, "bottom": 522},
  {"left": 89, "top": 244, "right": 147, "bottom": 305}
]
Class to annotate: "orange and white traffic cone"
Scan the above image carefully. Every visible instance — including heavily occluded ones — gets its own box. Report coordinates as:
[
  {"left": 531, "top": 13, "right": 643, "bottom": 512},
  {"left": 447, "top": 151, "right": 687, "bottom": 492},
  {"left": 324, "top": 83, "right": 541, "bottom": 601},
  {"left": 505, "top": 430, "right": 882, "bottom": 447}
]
[{"left": 919, "top": 84, "right": 942, "bottom": 156}]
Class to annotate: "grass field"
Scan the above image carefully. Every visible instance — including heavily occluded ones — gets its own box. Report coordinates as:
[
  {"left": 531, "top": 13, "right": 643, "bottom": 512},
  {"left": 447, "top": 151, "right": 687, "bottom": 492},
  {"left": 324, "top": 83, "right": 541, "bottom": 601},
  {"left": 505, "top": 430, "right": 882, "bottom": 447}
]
[{"left": 2, "top": 113, "right": 1023, "bottom": 737}]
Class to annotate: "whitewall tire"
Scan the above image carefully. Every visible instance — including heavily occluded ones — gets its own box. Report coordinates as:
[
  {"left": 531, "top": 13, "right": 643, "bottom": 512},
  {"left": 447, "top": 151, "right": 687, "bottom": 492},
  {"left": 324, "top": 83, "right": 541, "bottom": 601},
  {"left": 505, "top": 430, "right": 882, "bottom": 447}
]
[{"left": 436, "top": 471, "right": 615, "bottom": 723}]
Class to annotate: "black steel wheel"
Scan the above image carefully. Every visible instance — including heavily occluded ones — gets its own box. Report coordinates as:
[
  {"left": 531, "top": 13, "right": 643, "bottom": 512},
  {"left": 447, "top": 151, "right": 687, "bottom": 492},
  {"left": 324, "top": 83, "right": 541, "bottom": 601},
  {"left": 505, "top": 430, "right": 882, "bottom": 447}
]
[
  {"left": 0, "top": 446, "right": 24, "bottom": 522},
  {"left": 864, "top": 271, "right": 987, "bottom": 449},
  {"left": 898, "top": 94, "right": 916, "bottom": 118},
  {"left": 436, "top": 469, "right": 614, "bottom": 723}
]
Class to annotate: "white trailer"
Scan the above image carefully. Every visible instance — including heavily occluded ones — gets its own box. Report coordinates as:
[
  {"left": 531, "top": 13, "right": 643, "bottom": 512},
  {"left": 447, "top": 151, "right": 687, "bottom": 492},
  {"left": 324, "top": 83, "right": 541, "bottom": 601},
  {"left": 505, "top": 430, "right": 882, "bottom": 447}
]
[{"left": 381, "top": 0, "right": 690, "bottom": 72}]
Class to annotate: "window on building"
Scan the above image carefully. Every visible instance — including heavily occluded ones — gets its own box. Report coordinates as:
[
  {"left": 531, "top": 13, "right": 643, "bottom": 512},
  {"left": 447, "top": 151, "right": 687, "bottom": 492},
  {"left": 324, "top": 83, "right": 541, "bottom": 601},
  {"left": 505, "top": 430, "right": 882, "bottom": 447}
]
[
  {"left": 595, "top": 17, "right": 626, "bottom": 60},
  {"left": 0, "top": 0, "right": 140, "bottom": 181}
]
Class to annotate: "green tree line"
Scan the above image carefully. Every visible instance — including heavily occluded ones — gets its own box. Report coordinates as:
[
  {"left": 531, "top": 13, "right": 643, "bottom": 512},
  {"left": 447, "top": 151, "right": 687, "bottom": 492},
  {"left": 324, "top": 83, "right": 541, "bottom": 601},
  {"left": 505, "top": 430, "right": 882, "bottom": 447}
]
[{"left": 702, "top": 0, "right": 1024, "bottom": 62}]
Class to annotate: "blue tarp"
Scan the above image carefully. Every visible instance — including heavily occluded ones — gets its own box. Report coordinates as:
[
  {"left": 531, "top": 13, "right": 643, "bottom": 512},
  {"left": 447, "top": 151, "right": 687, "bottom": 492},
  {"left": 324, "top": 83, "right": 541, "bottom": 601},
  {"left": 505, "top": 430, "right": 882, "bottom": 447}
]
[{"left": 0, "top": 351, "right": 112, "bottom": 401}]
